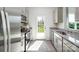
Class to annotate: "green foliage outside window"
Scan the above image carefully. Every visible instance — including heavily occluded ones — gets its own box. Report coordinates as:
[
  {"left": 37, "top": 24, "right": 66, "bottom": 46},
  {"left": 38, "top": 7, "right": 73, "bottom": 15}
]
[
  {"left": 38, "top": 23, "right": 44, "bottom": 32},
  {"left": 69, "top": 22, "right": 75, "bottom": 29}
]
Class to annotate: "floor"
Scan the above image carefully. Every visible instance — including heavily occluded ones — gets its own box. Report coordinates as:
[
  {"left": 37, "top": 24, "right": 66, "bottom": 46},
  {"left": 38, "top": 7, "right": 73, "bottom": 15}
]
[
  {"left": 27, "top": 40, "right": 56, "bottom": 52},
  {"left": 36, "top": 33, "right": 45, "bottom": 39}
]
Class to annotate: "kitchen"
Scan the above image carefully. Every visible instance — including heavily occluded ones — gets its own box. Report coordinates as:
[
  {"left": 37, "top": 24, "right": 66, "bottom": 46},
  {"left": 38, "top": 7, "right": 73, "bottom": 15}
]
[{"left": 0, "top": 7, "right": 79, "bottom": 52}]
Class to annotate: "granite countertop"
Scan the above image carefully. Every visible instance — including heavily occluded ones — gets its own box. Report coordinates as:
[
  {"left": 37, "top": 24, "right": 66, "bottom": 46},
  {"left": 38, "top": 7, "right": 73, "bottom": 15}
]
[{"left": 50, "top": 28, "right": 79, "bottom": 48}]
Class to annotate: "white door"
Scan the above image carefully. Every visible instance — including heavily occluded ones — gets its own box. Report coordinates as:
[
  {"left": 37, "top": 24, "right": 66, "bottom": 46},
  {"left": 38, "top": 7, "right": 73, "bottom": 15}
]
[
  {"left": 36, "top": 16, "right": 46, "bottom": 39},
  {"left": 36, "top": 16, "right": 53, "bottom": 40}
]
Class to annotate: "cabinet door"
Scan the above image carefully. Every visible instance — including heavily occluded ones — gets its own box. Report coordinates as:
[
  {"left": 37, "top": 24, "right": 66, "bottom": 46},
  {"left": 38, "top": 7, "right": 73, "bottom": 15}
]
[
  {"left": 63, "top": 44, "right": 74, "bottom": 52},
  {"left": 53, "top": 8, "right": 58, "bottom": 23},
  {"left": 54, "top": 34, "right": 58, "bottom": 50},
  {"left": 58, "top": 7, "right": 63, "bottom": 23},
  {"left": 51, "top": 31, "right": 54, "bottom": 45},
  {"left": 53, "top": 7, "right": 63, "bottom": 23},
  {"left": 75, "top": 8, "right": 79, "bottom": 21},
  {"left": 63, "top": 39, "right": 75, "bottom": 52},
  {"left": 69, "top": 44, "right": 79, "bottom": 52},
  {"left": 57, "top": 38, "right": 62, "bottom": 52},
  {"left": 54, "top": 33, "right": 62, "bottom": 52}
]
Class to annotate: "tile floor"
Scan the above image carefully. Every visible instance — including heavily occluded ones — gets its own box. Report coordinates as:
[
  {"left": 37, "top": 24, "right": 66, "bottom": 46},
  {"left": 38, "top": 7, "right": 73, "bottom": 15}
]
[{"left": 27, "top": 40, "right": 56, "bottom": 52}]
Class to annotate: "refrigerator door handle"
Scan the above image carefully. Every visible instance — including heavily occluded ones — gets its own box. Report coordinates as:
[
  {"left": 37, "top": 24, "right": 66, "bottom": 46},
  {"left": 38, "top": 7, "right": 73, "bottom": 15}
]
[
  {"left": 5, "top": 12, "right": 11, "bottom": 52},
  {"left": 1, "top": 10, "right": 7, "bottom": 52}
]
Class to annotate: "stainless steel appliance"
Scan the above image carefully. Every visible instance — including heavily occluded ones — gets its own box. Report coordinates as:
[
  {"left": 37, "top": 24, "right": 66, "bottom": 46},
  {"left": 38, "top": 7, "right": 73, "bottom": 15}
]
[
  {"left": 5, "top": 12, "right": 22, "bottom": 52},
  {"left": 0, "top": 8, "right": 22, "bottom": 52},
  {"left": 0, "top": 10, "right": 7, "bottom": 52}
]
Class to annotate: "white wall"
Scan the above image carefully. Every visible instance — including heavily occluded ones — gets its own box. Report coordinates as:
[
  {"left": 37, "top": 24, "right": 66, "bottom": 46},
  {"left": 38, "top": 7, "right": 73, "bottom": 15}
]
[{"left": 28, "top": 7, "right": 55, "bottom": 40}]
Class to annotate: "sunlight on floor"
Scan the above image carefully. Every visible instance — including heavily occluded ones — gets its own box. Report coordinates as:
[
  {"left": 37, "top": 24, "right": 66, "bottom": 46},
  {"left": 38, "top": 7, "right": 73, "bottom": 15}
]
[
  {"left": 27, "top": 41, "right": 43, "bottom": 51},
  {"left": 36, "top": 33, "right": 45, "bottom": 39}
]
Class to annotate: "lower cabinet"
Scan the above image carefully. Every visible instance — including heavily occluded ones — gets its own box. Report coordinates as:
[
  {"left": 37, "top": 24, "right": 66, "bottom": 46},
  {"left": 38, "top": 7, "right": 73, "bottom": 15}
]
[
  {"left": 50, "top": 30, "right": 54, "bottom": 45},
  {"left": 63, "top": 39, "right": 79, "bottom": 52},
  {"left": 53, "top": 32, "right": 79, "bottom": 52},
  {"left": 54, "top": 33, "right": 62, "bottom": 52},
  {"left": 63, "top": 44, "right": 74, "bottom": 52}
]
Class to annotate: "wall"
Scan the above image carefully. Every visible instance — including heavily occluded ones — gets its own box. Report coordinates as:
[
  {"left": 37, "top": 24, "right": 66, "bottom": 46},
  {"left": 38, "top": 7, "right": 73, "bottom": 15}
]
[{"left": 28, "top": 7, "right": 55, "bottom": 40}]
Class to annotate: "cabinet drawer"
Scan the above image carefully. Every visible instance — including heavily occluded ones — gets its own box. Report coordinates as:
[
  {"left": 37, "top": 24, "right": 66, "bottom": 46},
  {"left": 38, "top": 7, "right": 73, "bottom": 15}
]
[
  {"left": 63, "top": 39, "right": 79, "bottom": 52},
  {"left": 63, "top": 44, "right": 74, "bottom": 52}
]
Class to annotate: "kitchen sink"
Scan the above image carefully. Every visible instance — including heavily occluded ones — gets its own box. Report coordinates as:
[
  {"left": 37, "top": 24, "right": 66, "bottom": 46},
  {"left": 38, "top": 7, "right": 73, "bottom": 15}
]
[{"left": 57, "top": 31, "right": 67, "bottom": 35}]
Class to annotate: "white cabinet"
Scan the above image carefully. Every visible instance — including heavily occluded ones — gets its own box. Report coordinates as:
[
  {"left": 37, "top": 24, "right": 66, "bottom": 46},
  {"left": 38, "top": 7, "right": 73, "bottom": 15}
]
[
  {"left": 54, "top": 32, "right": 62, "bottom": 52},
  {"left": 63, "top": 39, "right": 79, "bottom": 52},
  {"left": 53, "top": 8, "right": 58, "bottom": 23},
  {"left": 75, "top": 8, "right": 79, "bottom": 21},
  {"left": 69, "top": 7, "right": 79, "bottom": 21},
  {"left": 50, "top": 30, "right": 54, "bottom": 45},
  {"left": 63, "top": 44, "right": 73, "bottom": 52},
  {"left": 53, "top": 7, "right": 63, "bottom": 23},
  {"left": 53, "top": 31, "right": 79, "bottom": 52}
]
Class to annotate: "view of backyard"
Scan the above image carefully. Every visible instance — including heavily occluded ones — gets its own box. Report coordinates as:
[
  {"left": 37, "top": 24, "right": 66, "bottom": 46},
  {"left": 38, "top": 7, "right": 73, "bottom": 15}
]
[
  {"left": 38, "top": 23, "right": 44, "bottom": 32},
  {"left": 69, "top": 22, "right": 79, "bottom": 29}
]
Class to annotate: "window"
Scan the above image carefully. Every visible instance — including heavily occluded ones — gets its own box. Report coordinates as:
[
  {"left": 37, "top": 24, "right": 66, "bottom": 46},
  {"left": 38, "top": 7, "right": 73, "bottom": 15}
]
[
  {"left": 68, "top": 12, "right": 79, "bottom": 30},
  {"left": 37, "top": 16, "right": 44, "bottom": 32},
  {"left": 69, "top": 22, "right": 75, "bottom": 29}
]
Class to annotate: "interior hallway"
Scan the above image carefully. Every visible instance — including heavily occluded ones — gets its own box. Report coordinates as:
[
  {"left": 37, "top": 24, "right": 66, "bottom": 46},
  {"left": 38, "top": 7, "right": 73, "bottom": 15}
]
[{"left": 27, "top": 40, "right": 56, "bottom": 52}]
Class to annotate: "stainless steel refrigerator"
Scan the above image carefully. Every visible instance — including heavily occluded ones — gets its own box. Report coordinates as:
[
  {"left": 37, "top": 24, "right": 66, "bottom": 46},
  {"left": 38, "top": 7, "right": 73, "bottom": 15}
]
[
  {"left": 0, "top": 9, "right": 22, "bottom": 52},
  {"left": 0, "top": 10, "right": 7, "bottom": 52}
]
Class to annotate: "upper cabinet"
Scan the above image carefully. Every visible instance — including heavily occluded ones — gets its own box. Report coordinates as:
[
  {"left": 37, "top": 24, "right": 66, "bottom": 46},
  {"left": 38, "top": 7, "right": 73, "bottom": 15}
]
[
  {"left": 58, "top": 7, "right": 63, "bottom": 23},
  {"left": 75, "top": 8, "right": 79, "bottom": 21},
  {"left": 67, "top": 8, "right": 79, "bottom": 30},
  {"left": 53, "top": 7, "right": 63, "bottom": 23},
  {"left": 68, "top": 7, "right": 79, "bottom": 22}
]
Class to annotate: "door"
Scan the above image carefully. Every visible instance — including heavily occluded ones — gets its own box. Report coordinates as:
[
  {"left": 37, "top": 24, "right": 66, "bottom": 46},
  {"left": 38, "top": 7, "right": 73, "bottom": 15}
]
[
  {"left": 36, "top": 16, "right": 45, "bottom": 39},
  {"left": 0, "top": 9, "right": 23, "bottom": 52},
  {"left": 5, "top": 12, "right": 22, "bottom": 52},
  {"left": 0, "top": 10, "right": 7, "bottom": 52},
  {"left": 8, "top": 15, "right": 22, "bottom": 52}
]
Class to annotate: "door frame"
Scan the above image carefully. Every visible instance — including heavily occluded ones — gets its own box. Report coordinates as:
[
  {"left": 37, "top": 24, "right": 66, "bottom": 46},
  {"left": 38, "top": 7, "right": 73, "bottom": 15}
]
[{"left": 36, "top": 16, "right": 46, "bottom": 39}]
